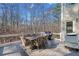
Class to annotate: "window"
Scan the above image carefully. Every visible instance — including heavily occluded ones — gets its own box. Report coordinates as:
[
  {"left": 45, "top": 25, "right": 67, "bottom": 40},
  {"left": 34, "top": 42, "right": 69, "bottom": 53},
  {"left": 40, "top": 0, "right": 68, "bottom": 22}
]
[{"left": 66, "top": 21, "right": 73, "bottom": 33}]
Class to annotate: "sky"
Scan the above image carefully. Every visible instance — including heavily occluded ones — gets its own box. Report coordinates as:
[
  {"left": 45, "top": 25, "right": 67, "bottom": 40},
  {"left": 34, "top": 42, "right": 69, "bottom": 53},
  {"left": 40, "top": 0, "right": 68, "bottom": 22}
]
[
  {"left": 0, "top": 3, "right": 60, "bottom": 23},
  {"left": 19, "top": 3, "right": 57, "bottom": 20}
]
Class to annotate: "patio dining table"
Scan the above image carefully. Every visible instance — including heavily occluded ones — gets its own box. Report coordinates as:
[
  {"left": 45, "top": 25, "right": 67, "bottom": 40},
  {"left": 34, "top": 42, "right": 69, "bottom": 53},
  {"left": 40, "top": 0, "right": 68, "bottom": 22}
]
[{"left": 25, "top": 34, "right": 48, "bottom": 50}]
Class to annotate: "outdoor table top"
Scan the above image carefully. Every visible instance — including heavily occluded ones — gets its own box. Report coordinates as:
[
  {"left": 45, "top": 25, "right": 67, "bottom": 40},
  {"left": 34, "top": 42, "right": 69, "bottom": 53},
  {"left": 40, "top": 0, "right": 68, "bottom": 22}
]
[{"left": 25, "top": 34, "right": 48, "bottom": 41}]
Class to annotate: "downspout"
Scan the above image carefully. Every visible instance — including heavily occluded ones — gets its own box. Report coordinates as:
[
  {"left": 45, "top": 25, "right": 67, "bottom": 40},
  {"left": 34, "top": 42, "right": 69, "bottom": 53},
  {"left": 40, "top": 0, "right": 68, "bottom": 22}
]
[{"left": 60, "top": 3, "right": 65, "bottom": 42}]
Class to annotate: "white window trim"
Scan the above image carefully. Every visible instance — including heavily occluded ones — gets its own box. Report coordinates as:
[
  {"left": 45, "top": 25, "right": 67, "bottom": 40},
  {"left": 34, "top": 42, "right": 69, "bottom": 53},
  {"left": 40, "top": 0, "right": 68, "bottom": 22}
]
[{"left": 66, "top": 20, "right": 77, "bottom": 35}]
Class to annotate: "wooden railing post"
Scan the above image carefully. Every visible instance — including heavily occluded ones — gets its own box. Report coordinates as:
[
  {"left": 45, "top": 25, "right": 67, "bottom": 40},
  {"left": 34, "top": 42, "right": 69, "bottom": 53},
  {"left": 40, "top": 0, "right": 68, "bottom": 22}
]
[{"left": 20, "top": 35, "right": 26, "bottom": 47}]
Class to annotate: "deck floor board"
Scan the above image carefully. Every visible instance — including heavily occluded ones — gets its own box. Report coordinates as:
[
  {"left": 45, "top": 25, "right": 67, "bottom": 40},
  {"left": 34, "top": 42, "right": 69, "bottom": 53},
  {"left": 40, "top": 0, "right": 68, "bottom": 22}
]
[{"left": 0, "top": 41, "right": 28, "bottom": 56}]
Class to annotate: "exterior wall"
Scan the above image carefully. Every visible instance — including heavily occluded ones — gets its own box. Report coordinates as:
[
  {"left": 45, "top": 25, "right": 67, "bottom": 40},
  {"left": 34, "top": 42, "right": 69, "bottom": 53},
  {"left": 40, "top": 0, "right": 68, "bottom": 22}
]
[
  {"left": 61, "top": 3, "right": 79, "bottom": 42},
  {"left": 61, "top": 4, "right": 79, "bottom": 49},
  {"left": 63, "top": 4, "right": 79, "bottom": 34}
]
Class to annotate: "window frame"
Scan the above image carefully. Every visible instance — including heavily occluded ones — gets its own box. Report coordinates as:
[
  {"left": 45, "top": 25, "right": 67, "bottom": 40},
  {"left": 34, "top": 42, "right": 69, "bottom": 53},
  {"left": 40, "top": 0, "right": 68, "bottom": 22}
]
[
  {"left": 66, "top": 21, "right": 77, "bottom": 36},
  {"left": 66, "top": 21, "right": 73, "bottom": 33}
]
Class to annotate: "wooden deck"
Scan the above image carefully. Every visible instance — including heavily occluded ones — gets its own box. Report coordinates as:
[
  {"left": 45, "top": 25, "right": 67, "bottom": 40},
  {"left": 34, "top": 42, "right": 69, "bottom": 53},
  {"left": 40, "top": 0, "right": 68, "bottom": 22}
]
[
  {"left": 0, "top": 41, "right": 29, "bottom": 56},
  {"left": 0, "top": 40, "right": 79, "bottom": 56}
]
